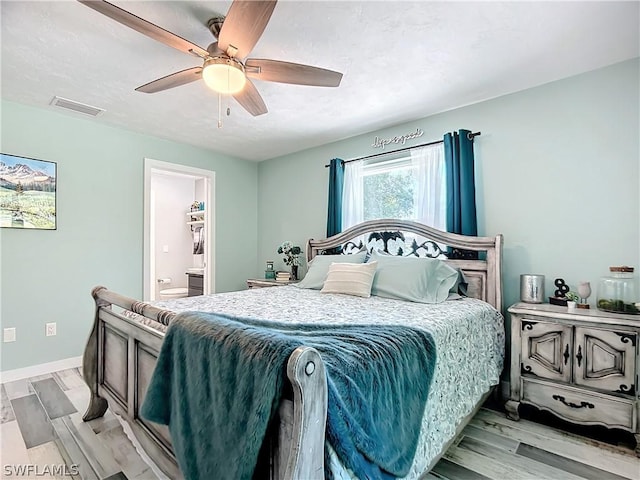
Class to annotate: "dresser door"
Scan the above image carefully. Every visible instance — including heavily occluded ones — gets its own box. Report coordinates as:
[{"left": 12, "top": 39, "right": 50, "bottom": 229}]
[
  {"left": 573, "top": 327, "right": 636, "bottom": 395},
  {"left": 521, "top": 319, "right": 572, "bottom": 382}
]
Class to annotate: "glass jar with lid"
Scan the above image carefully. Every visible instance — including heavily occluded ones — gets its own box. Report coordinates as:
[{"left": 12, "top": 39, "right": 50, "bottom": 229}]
[{"left": 596, "top": 266, "right": 639, "bottom": 314}]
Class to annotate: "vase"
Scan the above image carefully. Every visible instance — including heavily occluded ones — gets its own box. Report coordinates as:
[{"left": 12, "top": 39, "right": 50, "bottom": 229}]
[
  {"left": 577, "top": 281, "right": 592, "bottom": 304},
  {"left": 520, "top": 274, "right": 544, "bottom": 303},
  {"left": 291, "top": 265, "right": 298, "bottom": 281}
]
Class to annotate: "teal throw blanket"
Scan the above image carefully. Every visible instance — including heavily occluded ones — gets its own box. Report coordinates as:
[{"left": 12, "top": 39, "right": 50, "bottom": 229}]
[{"left": 140, "top": 312, "right": 436, "bottom": 480}]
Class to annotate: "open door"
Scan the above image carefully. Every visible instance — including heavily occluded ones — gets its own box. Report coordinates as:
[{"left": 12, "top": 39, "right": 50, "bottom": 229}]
[{"left": 143, "top": 158, "right": 215, "bottom": 301}]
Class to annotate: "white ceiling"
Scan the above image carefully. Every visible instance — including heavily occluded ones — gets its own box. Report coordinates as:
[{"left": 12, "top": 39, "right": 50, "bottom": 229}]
[{"left": 1, "top": 1, "right": 638, "bottom": 161}]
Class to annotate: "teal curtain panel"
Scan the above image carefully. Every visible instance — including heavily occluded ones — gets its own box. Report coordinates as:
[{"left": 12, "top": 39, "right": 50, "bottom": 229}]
[
  {"left": 444, "top": 130, "right": 477, "bottom": 237},
  {"left": 326, "top": 158, "right": 345, "bottom": 237}
]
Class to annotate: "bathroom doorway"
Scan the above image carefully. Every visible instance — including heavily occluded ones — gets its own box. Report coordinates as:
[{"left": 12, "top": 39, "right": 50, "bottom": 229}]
[{"left": 143, "top": 158, "right": 215, "bottom": 301}]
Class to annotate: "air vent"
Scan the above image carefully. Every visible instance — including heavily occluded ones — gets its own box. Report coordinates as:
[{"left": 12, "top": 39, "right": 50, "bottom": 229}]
[{"left": 49, "top": 96, "right": 105, "bottom": 117}]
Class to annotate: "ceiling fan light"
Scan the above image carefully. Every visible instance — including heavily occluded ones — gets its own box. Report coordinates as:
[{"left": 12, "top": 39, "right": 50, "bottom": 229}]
[{"left": 202, "top": 57, "right": 246, "bottom": 94}]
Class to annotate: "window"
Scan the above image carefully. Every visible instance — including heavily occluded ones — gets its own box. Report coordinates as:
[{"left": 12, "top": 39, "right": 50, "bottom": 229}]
[
  {"left": 343, "top": 143, "right": 445, "bottom": 231},
  {"left": 362, "top": 157, "right": 416, "bottom": 220}
]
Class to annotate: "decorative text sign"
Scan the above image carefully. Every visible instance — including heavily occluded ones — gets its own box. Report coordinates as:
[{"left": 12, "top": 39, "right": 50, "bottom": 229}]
[{"left": 371, "top": 128, "right": 424, "bottom": 150}]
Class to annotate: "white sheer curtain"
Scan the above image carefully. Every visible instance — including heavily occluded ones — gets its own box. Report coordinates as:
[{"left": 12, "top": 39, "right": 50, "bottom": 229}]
[
  {"left": 411, "top": 144, "right": 446, "bottom": 230},
  {"left": 342, "top": 159, "right": 364, "bottom": 230}
]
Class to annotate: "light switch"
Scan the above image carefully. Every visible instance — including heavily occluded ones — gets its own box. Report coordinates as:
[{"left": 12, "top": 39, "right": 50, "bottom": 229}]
[
  {"left": 163, "top": 245, "right": 169, "bottom": 253},
  {"left": 46, "top": 323, "right": 57, "bottom": 336},
  {"left": 3, "top": 328, "right": 16, "bottom": 343}
]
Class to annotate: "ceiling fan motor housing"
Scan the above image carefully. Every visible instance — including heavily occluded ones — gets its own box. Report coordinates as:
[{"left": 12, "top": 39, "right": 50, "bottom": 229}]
[
  {"left": 207, "top": 17, "right": 225, "bottom": 40},
  {"left": 204, "top": 56, "right": 245, "bottom": 73},
  {"left": 207, "top": 42, "right": 224, "bottom": 57}
]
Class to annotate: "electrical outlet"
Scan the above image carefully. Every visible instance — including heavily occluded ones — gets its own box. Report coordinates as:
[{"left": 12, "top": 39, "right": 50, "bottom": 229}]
[
  {"left": 46, "top": 322, "right": 57, "bottom": 337},
  {"left": 3, "top": 328, "right": 16, "bottom": 343}
]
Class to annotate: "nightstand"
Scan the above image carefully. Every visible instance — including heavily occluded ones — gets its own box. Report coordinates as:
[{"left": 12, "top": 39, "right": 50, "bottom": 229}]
[
  {"left": 506, "top": 302, "right": 639, "bottom": 456},
  {"left": 246, "top": 278, "right": 296, "bottom": 289}
]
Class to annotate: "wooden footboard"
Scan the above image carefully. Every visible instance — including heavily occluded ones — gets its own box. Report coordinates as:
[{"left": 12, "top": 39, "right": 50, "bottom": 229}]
[{"left": 82, "top": 286, "right": 327, "bottom": 479}]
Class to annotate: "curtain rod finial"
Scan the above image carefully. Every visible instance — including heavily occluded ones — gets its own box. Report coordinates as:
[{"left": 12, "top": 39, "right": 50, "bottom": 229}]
[{"left": 468, "top": 131, "right": 481, "bottom": 141}]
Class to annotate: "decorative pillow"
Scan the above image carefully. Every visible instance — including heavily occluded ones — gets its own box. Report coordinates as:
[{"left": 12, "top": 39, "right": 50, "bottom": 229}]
[
  {"left": 367, "top": 251, "right": 458, "bottom": 303},
  {"left": 320, "top": 261, "right": 378, "bottom": 298},
  {"left": 294, "top": 252, "right": 367, "bottom": 290}
]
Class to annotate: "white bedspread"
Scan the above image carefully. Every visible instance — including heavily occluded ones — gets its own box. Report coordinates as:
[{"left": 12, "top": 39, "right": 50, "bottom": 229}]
[{"left": 129, "top": 286, "right": 504, "bottom": 479}]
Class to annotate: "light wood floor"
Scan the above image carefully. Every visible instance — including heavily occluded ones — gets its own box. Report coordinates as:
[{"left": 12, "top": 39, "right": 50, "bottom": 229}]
[{"left": 1, "top": 368, "right": 638, "bottom": 480}]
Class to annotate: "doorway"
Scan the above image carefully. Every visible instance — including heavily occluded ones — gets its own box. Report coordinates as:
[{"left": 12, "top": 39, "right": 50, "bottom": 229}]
[{"left": 143, "top": 158, "right": 215, "bottom": 301}]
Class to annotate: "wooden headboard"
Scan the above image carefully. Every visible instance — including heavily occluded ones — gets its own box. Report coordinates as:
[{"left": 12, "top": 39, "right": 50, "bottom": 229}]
[{"left": 307, "top": 219, "right": 503, "bottom": 311}]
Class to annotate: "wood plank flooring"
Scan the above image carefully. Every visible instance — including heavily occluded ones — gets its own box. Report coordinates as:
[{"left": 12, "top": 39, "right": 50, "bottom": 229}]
[
  {"left": 1, "top": 368, "right": 638, "bottom": 479},
  {"left": 1, "top": 368, "right": 154, "bottom": 480}
]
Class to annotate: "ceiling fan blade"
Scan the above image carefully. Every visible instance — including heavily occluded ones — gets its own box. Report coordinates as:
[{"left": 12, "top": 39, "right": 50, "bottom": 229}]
[
  {"left": 245, "top": 59, "right": 342, "bottom": 87},
  {"left": 135, "top": 67, "right": 203, "bottom": 94},
  {"left": 233, "top": 79, "right": 268, "bottom": 116},
  {"left": 78, "top": 0, "right": 209, "bottom": 58},
  {"left": 218, "top": 1, "right": 277, "bottom": 59}
]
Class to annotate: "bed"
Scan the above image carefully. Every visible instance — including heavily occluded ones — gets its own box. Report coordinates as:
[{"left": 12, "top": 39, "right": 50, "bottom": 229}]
[{"left": 81, "top": 219, "right": 504, "bottom": 479}]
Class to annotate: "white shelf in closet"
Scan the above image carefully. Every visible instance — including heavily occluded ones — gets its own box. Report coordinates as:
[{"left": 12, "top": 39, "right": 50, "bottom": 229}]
[
  {"left": 187, "top": 210, "right": 206, "bottom": 226},
  {"left": 187, "top": 210, "right": 205, "bottom": 216}
]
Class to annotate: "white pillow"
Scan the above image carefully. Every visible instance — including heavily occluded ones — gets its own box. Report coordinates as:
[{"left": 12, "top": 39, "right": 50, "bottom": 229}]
[{"left": 320, "top": 261, "right": 378, "bottom": 298}]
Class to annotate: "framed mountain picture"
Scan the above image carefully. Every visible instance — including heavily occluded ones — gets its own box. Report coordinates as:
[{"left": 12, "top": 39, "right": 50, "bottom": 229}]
[{"left": 0, "top": 153, "right": 57, "bottom": 229}]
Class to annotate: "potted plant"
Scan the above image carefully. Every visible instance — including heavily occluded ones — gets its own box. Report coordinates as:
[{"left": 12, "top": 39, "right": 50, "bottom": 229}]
[
  {"left": 565, "top": 291, "right": 579, "bottom": 309},
  {"left": 277, "top": 241, "right": 302, "bottom": 280}
]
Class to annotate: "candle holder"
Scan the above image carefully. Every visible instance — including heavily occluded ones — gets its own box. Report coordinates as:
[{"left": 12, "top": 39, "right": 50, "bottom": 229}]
[
  {"left": 520, "top": 274, "right": 544, "bottom": 303},
  {"left": 265, "top": 261, "right": 275, "bottom": 280}
]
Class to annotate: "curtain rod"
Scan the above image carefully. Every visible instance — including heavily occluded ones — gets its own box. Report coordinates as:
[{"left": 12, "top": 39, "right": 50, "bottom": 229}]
[{"left": 324, "top": 131, "right": 481, "bottom": 167}]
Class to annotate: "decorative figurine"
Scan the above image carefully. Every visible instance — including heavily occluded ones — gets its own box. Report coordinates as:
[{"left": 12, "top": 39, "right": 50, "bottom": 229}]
[{"left": 549, "top": 278, "right": 570, "bottom": 306}]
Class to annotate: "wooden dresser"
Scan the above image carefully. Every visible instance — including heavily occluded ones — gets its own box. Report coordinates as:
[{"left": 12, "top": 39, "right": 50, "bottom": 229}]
[{"left": 506, "top": 302, "right": 639, "bottom": 455}]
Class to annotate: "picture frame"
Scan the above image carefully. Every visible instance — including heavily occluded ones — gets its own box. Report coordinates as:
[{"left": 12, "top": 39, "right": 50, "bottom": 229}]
[{"left": 1, "top": 153, "right": 57, "bottom": 230}]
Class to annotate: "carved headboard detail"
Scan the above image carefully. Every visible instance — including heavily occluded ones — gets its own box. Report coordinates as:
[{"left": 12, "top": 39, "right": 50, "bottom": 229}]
[
  {"left": 306, "top": 219, "right": 503, "bottom": 311},
  {"left": 339, "top": 230, "right": 449, "bottom": 258}
]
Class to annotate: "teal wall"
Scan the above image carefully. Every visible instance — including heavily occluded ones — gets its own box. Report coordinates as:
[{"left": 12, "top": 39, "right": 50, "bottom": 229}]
[
  {"left": 2, "top": 58, "right": 638, "bottom": 372},
  {"left": 258, "top": 59, "right": 640, "bottom": 323},
  {"left": 0, "top": 100, "right": 258, "bottom": 371}
]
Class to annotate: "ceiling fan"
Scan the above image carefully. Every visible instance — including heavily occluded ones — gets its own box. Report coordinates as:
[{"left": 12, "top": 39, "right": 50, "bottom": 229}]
[{"left": 77, "top": 0, "right": 343, "bottom": 116}]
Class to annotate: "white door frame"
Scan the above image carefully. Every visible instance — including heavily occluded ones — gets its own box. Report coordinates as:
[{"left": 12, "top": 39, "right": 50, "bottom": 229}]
[{"left": 143, "top": 158, "right": 215, "bottom": 301}]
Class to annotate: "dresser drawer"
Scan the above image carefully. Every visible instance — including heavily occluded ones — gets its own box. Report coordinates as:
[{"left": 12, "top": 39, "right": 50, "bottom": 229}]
[{"left": 521, "top": 377, "right": 635, "bottom": 431}]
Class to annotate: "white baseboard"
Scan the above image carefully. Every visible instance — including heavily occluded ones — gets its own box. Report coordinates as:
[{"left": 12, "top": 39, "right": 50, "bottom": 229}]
[{"left": 0, "top": 356, "right": 82, "bottom": 384}]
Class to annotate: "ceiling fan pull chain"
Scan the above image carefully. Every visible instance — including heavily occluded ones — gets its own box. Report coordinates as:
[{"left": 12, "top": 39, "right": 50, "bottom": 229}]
[{"left": 217, "top": 92, "right": 223, "bottom": 128}]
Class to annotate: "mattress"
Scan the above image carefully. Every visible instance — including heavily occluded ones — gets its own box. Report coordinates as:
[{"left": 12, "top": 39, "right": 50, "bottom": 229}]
[{"left": 127, "top": 286, "right": 504, "bottom": 479}]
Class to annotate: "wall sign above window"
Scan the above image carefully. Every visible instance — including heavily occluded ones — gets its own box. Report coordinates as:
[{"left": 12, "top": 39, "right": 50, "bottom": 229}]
[{"left": 371, "top": 128, "right": 424, "bottom": 150}]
